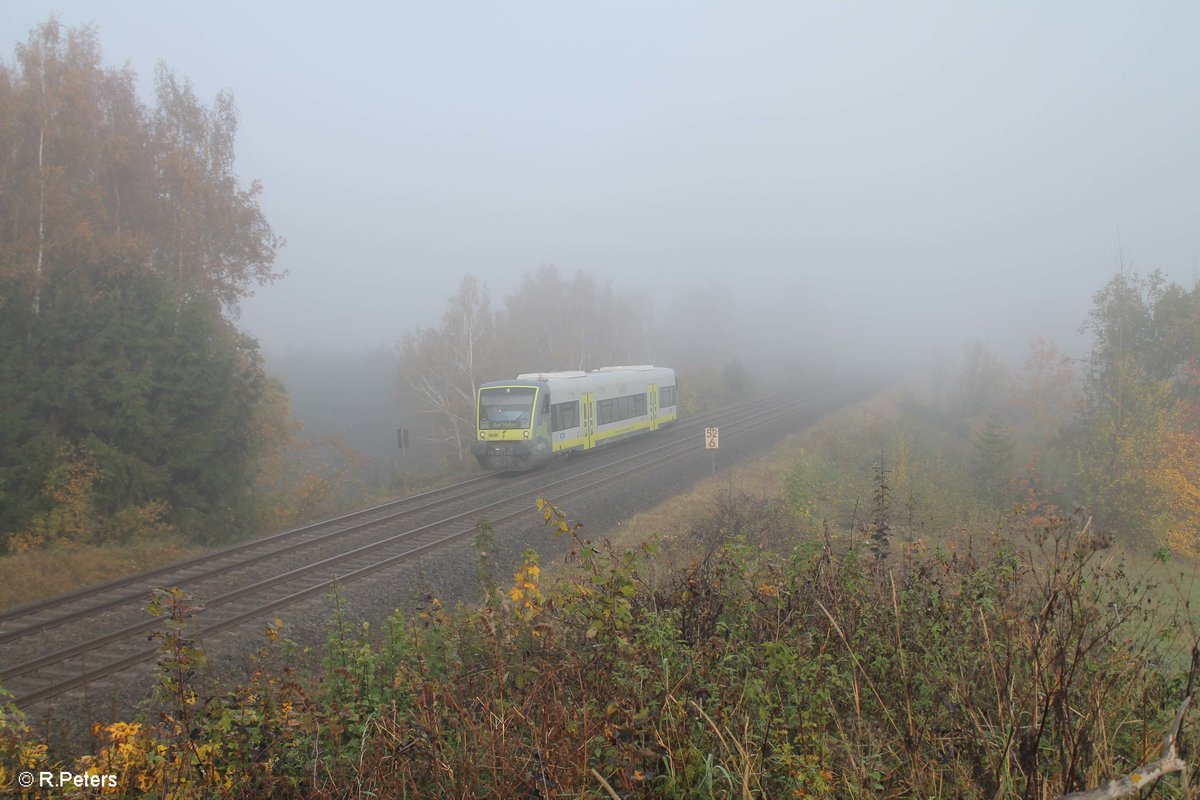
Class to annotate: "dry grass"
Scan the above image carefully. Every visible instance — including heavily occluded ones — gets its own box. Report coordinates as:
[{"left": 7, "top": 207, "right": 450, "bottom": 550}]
[
  {"left": 606, "top": 388, "right": 906, "bottom": 560},
  {"left": 0, "top": 537, "right": 204, "bottom": 611},
  {"left": 605, "top": 388, "right": 1200, "bottom": 635}
]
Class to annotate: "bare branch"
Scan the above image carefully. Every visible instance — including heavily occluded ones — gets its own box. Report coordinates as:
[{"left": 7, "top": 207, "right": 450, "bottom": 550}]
[{"left": 1057, "top": 696, "right": 1190, "bottom": 800}]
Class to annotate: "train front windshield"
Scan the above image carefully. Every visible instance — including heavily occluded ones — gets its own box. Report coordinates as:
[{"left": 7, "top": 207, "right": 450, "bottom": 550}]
[{"left": 479, "top": 387, "right": 536, "bottom": 430}]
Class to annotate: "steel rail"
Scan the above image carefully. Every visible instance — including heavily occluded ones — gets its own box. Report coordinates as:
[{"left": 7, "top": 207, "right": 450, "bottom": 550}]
[
  {"left": 11, "top": 389, "right": 844, "bottom": 707},
  {"left": 6, "top": 384, "right": 860, "bottom": 707},
  {"left": 0, "top": 394, "right": 782, "bottom": 639},
  {"left": 0, "top": 476, "right": 510, "bottom": 644},
  {"left": 0, "top": 472, "right": 501, "bottom": 625},
  {"left": 2, "top": 391, "right": 813, "bottom": 683}
]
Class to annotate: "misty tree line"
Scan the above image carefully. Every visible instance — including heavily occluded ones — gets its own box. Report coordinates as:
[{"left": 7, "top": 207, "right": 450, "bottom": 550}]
[
  {"left": 0, "top": 21, "right": 284, "bottom": 549},
  {"left": 943, "top": 271, "right": 1200, "bottom": 548}
]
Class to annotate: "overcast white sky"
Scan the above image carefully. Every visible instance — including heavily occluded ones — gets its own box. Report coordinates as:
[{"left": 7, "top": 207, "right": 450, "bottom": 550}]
[{"left": 3, "top": 2, "right": 1197, "bottom": 360}]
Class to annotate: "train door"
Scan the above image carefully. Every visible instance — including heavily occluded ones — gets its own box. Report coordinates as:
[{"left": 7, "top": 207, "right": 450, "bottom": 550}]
[
  {"left": 648, "top": 384, "right": 659, "bottom": 431},
  {"left": 582, "top": 393, "right": 595, "bottom": 449}
]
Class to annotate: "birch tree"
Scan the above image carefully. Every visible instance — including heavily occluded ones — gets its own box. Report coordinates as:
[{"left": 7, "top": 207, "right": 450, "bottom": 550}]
[{"left": 399, "top": 276, "right": 496, "bottom": 460}]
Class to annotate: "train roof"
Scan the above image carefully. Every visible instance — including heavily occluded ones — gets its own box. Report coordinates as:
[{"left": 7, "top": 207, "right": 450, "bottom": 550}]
[
  {"left": 516, "top": 370, "right": 588, "bottom": 380},
  {"left": 516, "top": 365, "right": 673, "bottom": 382}
]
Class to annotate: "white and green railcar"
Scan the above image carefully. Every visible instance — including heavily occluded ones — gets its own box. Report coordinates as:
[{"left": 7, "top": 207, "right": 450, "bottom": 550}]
[{"left": 470, "top": 365, "right": 677, "bottom": 470}]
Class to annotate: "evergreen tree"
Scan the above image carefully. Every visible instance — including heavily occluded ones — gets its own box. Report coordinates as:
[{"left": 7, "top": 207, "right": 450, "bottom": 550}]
[
  {"left": 0, "top": 21, "right": 284, "bottom": 548},
  {"left": 970, "top": 415, "right": 1014, "bottom": 505},
  {"left": 869, "top": 451, "right": 891, "bottom": 560}
]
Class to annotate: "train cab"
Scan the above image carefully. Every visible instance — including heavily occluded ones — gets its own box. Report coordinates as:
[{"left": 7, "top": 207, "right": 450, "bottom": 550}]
[{"left": 471, "top": 379, "right": 552, "bottom": 470}]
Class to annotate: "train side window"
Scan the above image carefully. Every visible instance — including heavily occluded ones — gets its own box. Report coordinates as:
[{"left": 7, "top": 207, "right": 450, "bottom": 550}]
[
  {"left": 634, "top": 393, "right": 647, "bottom": 416},
  {"left": 551, "top": 401, "right": 579, "bottom": 432},
  {"left": 598, "top": 399, "right": 614, "bottom": 425},
  {"left": 542, "top": 393, "right": 550, "bottom": 413}
]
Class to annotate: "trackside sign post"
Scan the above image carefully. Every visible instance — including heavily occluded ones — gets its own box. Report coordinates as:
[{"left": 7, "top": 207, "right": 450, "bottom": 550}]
[{"left": 705, "top": 427, "right": 719, "bottom": 475}]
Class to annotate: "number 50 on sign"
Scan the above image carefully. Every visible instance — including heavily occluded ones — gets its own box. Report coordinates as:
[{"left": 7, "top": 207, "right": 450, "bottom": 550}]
[{"left": 705, "top": 427, "right": 719, "bottom": 449}]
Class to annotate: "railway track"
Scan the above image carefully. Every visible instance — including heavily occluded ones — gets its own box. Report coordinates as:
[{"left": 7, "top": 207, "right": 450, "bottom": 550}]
[{"left": 1, "top": 384, "right": 859, "bottom": 709}]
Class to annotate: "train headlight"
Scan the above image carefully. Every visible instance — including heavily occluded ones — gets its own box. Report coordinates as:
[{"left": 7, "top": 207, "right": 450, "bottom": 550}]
[{"left": 522, "top": 430, "right": 530, "bottom": 439}]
